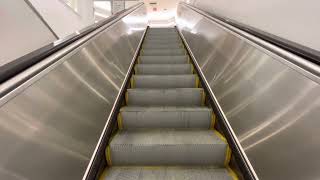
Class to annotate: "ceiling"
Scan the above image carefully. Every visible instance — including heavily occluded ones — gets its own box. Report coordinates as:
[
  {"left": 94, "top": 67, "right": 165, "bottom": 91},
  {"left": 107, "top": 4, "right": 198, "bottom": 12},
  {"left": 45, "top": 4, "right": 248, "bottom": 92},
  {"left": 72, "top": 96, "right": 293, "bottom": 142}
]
[{"left": 143, "top": 0, "right": 180, "bottom": 26}]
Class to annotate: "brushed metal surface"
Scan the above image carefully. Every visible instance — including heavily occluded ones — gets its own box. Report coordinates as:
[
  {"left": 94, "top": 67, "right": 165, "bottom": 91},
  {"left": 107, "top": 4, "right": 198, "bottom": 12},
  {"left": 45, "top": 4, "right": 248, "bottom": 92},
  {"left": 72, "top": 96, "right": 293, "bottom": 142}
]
[
  {"left": 177, "top": 4, "right": 320, "bottom": 180},
  {"left": 0, "top": 5, "right": 147, "bottom": 180}
]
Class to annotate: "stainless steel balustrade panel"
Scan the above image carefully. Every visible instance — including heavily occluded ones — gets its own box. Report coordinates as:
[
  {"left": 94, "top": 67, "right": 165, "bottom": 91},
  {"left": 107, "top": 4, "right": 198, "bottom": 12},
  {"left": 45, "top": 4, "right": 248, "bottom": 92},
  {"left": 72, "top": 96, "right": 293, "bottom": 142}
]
[
  {"left": 177, "top": 4, "right": 320, "bottom": 180},
  {"left": 0, "top": 5, "right": 147, "bottom": 180}
]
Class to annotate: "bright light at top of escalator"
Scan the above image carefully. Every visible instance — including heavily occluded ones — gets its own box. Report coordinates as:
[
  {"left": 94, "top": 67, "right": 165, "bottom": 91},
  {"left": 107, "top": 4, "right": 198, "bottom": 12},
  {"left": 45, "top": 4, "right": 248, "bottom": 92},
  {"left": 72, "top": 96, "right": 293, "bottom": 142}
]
[{"left": 122, "top": 16, "right": 148, "bottom": 24}]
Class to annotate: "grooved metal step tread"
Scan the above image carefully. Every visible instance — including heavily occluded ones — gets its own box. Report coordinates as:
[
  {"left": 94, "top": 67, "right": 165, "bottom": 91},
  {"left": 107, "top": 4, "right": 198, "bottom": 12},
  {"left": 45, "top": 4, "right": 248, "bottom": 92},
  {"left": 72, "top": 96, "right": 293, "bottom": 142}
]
[
  {"left": 132, "top": 75, "right": 198, "bottom": 88},
  {"left": 147, "top": 31, "right": 177, "bottom": 34},
  {"left": 144, "top": 40, "right": 181, "bottom": 44},
  {"left": 142, "top": 41, "right": 182, "bottom": 46},
  {"left": 135, "top": 64, "right": 193, "bottom": 75},
  {"left": 143, "top": 43, "right": 182, "bottom": 49},
  {"left": 145, "top": 37, "right": 180, "bottom": 41},
  {"left": 119, "top": 106, "right": 214, "bottom": 129},
  {"left": 142, "top": 47, "right": 186, "bottom": 51},
  {"left": 101, "top": 166, "right": 233, "bottom": 180},
  {"left": 126, "top": 88, "right": 205, "bottom": 106},
  {"left": 142, "top": 47, "right": 184, "bottom": 51},
  {"left": 138, "top": 56, "right": 189, "bottom": 64},
  {"left": 141, "top": 49, "right": 185, "bottom": 56},
  {"left": 108, "top": 129, "right": 227, "bottom": 166},
  {"left": 146, "top": 34, "right": 179, "bottom": 37}
]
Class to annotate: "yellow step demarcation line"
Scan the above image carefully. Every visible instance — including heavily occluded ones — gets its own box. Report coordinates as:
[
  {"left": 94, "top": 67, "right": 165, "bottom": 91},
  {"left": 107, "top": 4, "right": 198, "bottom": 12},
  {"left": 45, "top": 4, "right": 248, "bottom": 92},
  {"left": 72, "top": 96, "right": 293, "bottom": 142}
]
[
  {"left": 191, "top": 65, "right": 195, "bottom": 74},
  {"left": 134, "top": 66, "right": 137, "bottom": 75},
  {"left": 201, "top": 89, "right": 206, "bottom": 106},
  {"left": 106, "top": 146, "right": 112, "bottom": 166},
  {"left": 214, "top": 130, "right": 239, "bottom": 180},
  {"left": 130, "top": 77, "right": 135, "bottom": 88},
  {"left": 99, "top": 167, "right": 109, "bottom": 180},
  {"left": 195, "top": 76, "right": 200, "bottom": 88},
  {"left": 137, "top": 56, "right": 141, "bottom": 64},
  {"left": 117, "top": 113, "right": 123, "bottom": 130},
  {"left": 210, "top": 113, "right": 216, "bottom": 130},
  {"left": 125, "top": 91, "right": 129, "bottom": 105},
  {"left": 227, "top": 166, "right": 239, "bottom": 180},
  {"left": 105, "top": 130, "right": 121, "bottom": 167}
]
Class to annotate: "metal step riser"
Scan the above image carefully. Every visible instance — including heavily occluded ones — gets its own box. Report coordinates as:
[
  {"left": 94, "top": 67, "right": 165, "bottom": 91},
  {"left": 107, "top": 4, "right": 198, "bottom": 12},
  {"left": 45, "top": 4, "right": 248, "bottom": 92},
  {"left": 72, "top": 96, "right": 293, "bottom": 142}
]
[
  {"left": 144, "top": 39, "right": 181, "bottom": 43},
  {"left": 142, "top": 44, "right": 182, "bottom": 49},
  {"left": 139, "top": 56, "right": 189, "bottom": 64},
  {"left": 147, "top": 30, "right": 178, "bottom": 35},
  {"left": 109, "top": 130, "right": 227, "bottom": 166},
  {"left": 132, "top": 75, "right": 197, "bottom": 88},
  {"left": 126, "top": 89, "right": 204, "bottom": 106},
  {"left": 146, "top": 37, "right": 180, "bottom": 41},
  {"left": 143, "top": 39, "right": 181, "bottom": 44},
  {"left": 142, "top": 48, "right": 185, "bottom": 51},
  {"left": 102, "top": 167, "right": 232, "bottom": 180},
  {"left": 142, "top": 46, "right": 183, "bottom": 50},
  {"left": 141, "top": 50, "right": 186, "bottom": 56},
  {"left": 110, "top": 145, "right": 227, "bottom": 166},
  {"left": 120, "top": 110, "right": 212, "bottom": 129},
  {"left": 135, "top": 65, "right": 192, "bottom": 75},
  {"left": 146, "top": 35, "right": 180, "bottom": 38}
]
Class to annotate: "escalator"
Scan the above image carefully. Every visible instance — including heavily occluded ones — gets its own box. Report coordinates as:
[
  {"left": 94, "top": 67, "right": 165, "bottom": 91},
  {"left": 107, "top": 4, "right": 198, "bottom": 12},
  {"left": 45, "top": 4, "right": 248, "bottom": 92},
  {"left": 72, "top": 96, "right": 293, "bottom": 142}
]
[
  {"left": 99, "top": 27, "right": 238, "bottom": 180},
  {"left": 2, "top": 2, "right": 318, "bottom": 180}
]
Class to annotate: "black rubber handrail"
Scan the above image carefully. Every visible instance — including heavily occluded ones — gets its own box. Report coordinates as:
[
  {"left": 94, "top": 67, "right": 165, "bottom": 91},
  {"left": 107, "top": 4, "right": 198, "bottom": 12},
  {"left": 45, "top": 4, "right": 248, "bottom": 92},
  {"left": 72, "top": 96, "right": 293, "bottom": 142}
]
[
  {"left": 0, "top": 3, "right": 143, "bottom": 85},
  {"left": 181, "top": 2, "right": 320, "bottom": 78}
]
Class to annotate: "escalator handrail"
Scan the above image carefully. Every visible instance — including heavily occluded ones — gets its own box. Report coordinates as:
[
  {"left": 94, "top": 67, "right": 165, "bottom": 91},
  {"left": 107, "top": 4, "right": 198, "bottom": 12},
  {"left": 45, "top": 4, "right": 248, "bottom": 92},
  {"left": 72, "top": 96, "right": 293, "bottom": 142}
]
[
  {"left": 180, "top": 2, "right": 320, "bottom": 83},
  {"left": 0, "top": 2, "right": 144, "bottom": 100}
]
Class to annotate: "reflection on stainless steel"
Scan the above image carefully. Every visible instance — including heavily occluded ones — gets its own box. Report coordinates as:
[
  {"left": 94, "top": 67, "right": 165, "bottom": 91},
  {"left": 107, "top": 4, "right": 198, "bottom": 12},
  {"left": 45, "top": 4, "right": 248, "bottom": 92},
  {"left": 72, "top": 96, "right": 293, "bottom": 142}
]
[
  {"left": 177, "top": 4, "right": 320, "bottom": 180},
  {"left": 0, "top": 4, "right": 147, "bottom": 180}
]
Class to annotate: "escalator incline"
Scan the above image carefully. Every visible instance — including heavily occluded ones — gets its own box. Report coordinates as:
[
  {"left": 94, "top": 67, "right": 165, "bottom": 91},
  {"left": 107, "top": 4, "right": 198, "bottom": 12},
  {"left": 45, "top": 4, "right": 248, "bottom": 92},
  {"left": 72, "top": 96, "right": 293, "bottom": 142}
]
[{"left": 100, "top": 27, "right": 237, "bottom": 180}]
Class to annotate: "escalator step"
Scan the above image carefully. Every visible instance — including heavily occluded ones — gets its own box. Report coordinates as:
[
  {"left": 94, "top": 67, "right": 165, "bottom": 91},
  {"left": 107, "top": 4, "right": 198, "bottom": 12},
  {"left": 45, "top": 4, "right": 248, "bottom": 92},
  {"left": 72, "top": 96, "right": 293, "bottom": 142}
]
[
  {"left": 147, "top": 31, "right": 177, "bottom": 34},
  {"left": 126, "top": 88, "right": 205, "bottom": 106},
  {"left": 142, "top": 42, "right": 182, "bottom": 47},
  {"left": 145, "top": 36, "right": 180, "bottom": 40},
  {"left": 142, "top": 43, "right": 182, "bottom": 49},
  {"left": 135, "top": 64, "right": 192, "bottom": 75},
  {"left": 146, "top": 33, "right": 178, "bottom": 37},
  {"left": 142, "top": 47, "right": 183, "bottom": 51},
  {"left": 108, "top": 129, "right": 227, "bottom": 166},
  {"left": 139, "top": 55, "right": 189, "bottom": 64},
  {"left": 119, "top": 106, "right": 213, "bottom": 129},
  {"left": 144, "top": 39, "right": 181, "bottom": 44},
  {"left": 141, "top": 49, "right": 185, "bottom": 56},
  {"left": 132, "top": 75, "right": 198, "bottom": 88},
  {"left": 146, "top": 36, "right": 180, "bottom": 41},
  {"left": 101, "top": 166, "right": 233, "bottom": 180}
]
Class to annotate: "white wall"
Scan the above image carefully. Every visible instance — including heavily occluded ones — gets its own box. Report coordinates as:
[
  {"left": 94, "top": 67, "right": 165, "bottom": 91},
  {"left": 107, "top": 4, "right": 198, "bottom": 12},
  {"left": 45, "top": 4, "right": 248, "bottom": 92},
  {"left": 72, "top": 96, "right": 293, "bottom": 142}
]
[
  {"left": 183, "top": 0, "right": 320, "bottom": 51},
  {"left": 143, "top": 0, "right": 179, "bottom": 26},
  {"left": 28, "top": 0, "right": 94, "bottom": 38},
  {"left": 0, "top": 0, "right": 57, "bottom": 66}
]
